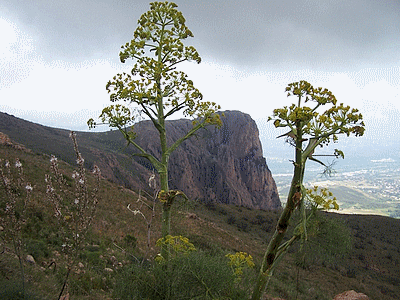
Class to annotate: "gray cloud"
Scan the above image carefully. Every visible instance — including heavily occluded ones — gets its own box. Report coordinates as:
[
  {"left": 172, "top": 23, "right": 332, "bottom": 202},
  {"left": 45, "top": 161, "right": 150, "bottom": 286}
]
[
  {"left": 2, "top": 0, "right": 399, "bottom": 70},
  {"left": 180, "top": 0, "right": 400, "bottom": 70},
  {"left": 1, "top": 0, "right": 148, "bottom": 62}
]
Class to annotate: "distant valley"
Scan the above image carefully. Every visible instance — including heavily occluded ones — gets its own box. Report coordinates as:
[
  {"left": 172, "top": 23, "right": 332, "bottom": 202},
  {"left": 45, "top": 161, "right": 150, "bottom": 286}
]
[
  {"left": 270, "top": 157, "right": 400, "bottom": 218},
  {"left": 257, "top": 117, "right": 400, "bottom": 218}
]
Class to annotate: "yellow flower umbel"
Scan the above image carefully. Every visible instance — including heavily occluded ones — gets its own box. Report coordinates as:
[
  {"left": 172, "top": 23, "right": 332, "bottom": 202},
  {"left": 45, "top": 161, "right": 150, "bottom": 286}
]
[
  {"left": 226, "top": 251, "right": 255, "bottom": 282},
  {"left": 155, "top": 235, "right": 196, "bottom": 262},
  {"left": 306, "top": 186, "right": 339, "bottom": 211}
]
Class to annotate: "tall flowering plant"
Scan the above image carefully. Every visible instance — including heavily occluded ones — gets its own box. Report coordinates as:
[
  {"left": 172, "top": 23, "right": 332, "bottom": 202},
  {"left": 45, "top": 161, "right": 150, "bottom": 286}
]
[
  {"left": 251, "top": 81, "right": 364, "bottom": 300},
  {"left": 88, "top": 1, "right": 221, "bottom": 261},
  {"left": 45, "top": 132, "right": 101, "bottom": 300},
  {"left": 0, "top": 157, "right": 33, "bottom": 297}
]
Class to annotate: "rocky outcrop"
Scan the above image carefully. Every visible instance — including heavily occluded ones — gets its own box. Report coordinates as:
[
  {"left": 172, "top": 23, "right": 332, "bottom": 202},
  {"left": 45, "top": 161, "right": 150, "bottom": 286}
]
[
  {"left": 266, "top": 290, "right": 370, "bottom": 300},
  {"left": 0, "top": 132, "right": 30, "bottom": 152},
  {"left": 130, "top": 111, "right": 281, "bottom": 210},
  {"left": 333, "top": 290, "right": 369, "bottom": 300},
  {"left": 26, "top": 254, "right": 36, "bottom": 265},
  {"left": 265, "top": 296, "right": 286, "bottom": 300}
]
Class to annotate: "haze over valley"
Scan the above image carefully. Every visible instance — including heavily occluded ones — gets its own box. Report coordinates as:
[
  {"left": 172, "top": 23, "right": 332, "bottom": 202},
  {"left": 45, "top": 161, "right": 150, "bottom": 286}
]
[{"left": 257, "top": 112, "right": 400, "bottom": 218}]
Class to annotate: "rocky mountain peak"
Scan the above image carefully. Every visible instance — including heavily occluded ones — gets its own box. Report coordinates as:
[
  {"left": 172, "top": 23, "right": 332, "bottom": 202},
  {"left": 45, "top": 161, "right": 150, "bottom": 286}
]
[{"left": 132, "top": 110, "right": 281, "bottom": 210}]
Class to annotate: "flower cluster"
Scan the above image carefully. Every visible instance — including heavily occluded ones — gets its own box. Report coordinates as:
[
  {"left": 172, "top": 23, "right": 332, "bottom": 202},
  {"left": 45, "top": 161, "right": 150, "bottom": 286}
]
[
  {"left": 226, "top": 251, "right": 255, "bottom": 281},
  {"left": 306, "top": 186, "right": 339, "bottom": 211},
  {"left": 269, "top": 81, "right": 364, "bottom": 149},
  {"left": 155, "top": 235, "right": 196, "bottom": 262}
]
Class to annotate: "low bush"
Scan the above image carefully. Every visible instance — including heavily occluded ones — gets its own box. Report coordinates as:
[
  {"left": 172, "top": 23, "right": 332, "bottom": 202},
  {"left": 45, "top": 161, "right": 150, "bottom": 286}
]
[
  {"left": 0, "top": 280, "right": 41, "bottom": 300},
  {"left": 227, "top": 216, "right": 236, "bottom": 225},
  {"left": 123, "top": 234, "right": 137, "bottom": 249},
  {"left": 114, "top": 250, "right": 255, "bottom": 300},
  {"left": 25, "top": 238, "right": 50, "bottom": 260}
]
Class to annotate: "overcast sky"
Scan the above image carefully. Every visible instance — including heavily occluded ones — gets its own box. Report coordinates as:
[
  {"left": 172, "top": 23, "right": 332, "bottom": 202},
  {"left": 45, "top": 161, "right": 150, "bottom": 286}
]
[{"left": 1, "top": 0, "right": 400, "bottom": 139}]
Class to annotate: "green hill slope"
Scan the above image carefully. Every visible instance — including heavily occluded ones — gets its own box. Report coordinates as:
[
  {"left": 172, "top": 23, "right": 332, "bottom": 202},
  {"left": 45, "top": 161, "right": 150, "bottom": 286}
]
[{"left": 0, "top": 134, "right": 399, "bottom": 299}]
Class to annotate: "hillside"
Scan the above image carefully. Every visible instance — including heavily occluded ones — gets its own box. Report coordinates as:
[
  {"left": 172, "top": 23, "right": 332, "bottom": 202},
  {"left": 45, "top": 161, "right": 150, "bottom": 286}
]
[
  {"left": 0, "top": 111, "right": 280, "bottom": 210},
  {"left": 0, "top": 135, "right": 399, "bottom": 299}
]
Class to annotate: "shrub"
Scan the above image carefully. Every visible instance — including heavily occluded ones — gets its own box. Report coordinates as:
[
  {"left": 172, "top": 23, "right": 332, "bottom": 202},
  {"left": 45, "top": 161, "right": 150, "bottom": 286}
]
[
  {"left": 186, "top": 234, "right": 222, "bottom": 254},
  {"left": 68, "top": 270, "right": 112, "bottom": 296},
  {"left": 218, "top": 207, "right": 228, "bottom": 215},
  {"left": 80, "top": 250, "right": 103, "bottom": 268},
  {"left": 227, "top": 216, "right": 236, "bottom": 225},
  {"left": 25, "top": 239, "right": 50, "bottom": 260},
  {"left": 123, "top": 234, "right": 137, "bottom": 249},
  {"left": 236, "top": 220, "right": 249, "bottom": 232},
  {"left": 0, "top": 280, "right": 40, "bottom": 300},
  {"left": 204, "top": 201, "right": 216, "bottom": 211},
  {"left": 346, "top": 267, "right": 357, "bottom": 278},
  {"left": 114, "top": 250, "right": 254, "bottom": 299}
]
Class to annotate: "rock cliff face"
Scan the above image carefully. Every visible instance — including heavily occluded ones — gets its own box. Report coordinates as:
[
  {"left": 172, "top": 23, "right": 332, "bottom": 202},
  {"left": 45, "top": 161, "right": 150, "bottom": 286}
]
[
  {"left": 0, "top": 111, "right": 281, "bottom": 210},
  {"left": 131, "top": 111, "right": 281, "bottom": 210}
]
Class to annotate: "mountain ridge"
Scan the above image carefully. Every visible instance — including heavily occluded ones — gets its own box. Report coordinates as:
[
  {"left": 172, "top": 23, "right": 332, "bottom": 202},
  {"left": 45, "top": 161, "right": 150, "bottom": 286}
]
[{"left": 0, "top": 110, "right": 281, "bottom": 210}]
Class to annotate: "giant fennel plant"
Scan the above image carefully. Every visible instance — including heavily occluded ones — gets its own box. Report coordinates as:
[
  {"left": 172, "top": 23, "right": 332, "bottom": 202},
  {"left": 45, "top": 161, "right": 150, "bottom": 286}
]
[
  {"left": 88, "top": 2, "right": 221, "bottom": 261},
  {"left": 251, "top": 81, "right": 365, "bottom": 300}
]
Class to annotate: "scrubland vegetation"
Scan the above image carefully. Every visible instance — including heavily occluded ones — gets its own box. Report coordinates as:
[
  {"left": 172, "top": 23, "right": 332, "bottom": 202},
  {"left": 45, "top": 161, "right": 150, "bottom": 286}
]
[{"left": 1, "top": 139, "right": 400, "bottom": 299}]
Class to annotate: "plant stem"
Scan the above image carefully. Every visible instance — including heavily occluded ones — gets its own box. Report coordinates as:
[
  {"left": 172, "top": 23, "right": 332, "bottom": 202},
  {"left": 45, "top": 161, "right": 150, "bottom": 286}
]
[
  {"left": 17, "top": 249, "right": 26, "bottom": 299},
  {"left": 13, "top": 235, "right": 26, "bottom": 299},
  {"left": 251, "top": 121, "right": 305, "bottom": 300},
  {"left": 58, "top": 266, "right": 71, "bottom": 300}
]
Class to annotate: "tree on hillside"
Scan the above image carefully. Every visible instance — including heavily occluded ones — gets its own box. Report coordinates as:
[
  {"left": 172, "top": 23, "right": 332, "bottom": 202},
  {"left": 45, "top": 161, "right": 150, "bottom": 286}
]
[
  {"left": 251, "top": 81, "right": 365, "bottom": 300},
  {"left": 88, "top": 1, "right": 221, "bottom": 261}
]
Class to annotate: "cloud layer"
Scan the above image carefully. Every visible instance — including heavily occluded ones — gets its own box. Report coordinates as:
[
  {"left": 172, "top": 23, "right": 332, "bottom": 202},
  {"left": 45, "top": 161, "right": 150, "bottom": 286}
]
[{"left": 1, "top": 0, "right": 399, "bottom": 133}]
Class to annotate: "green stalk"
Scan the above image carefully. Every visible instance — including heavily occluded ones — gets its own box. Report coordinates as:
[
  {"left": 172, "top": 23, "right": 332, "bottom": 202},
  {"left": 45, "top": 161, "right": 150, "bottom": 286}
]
[
  {"left": 159, "top": 164, "right": 171, "bottom": 261},
  {"left": 14, "top": 238, "right": 26, "bottom": 300},
  {"left": 251, "top": 120, "right": 305, "bottom": 300}
]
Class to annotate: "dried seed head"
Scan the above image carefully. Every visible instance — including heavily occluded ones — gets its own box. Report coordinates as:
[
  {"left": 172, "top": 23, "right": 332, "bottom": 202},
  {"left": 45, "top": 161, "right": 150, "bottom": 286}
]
[
  {"left": 92, "top": 165, "right": 100, "bottom": 175},
  {"left": 149, "top": 174, "right": 156, "bottom": 188},
  {"left": 15, "top": 159, "right": 22, "bottom": 168},
  {"left": 76, "top": 154, "right": 84, "bottom": 165},
  {"left": 3, "top": 177, "right": 10, "bottom": 186}
]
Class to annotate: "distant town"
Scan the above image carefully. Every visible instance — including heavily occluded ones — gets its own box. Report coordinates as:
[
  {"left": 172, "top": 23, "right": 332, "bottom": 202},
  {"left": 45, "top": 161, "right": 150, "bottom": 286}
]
[{"left": 268, "top": 156, "right": 400, "bottom": 219}]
